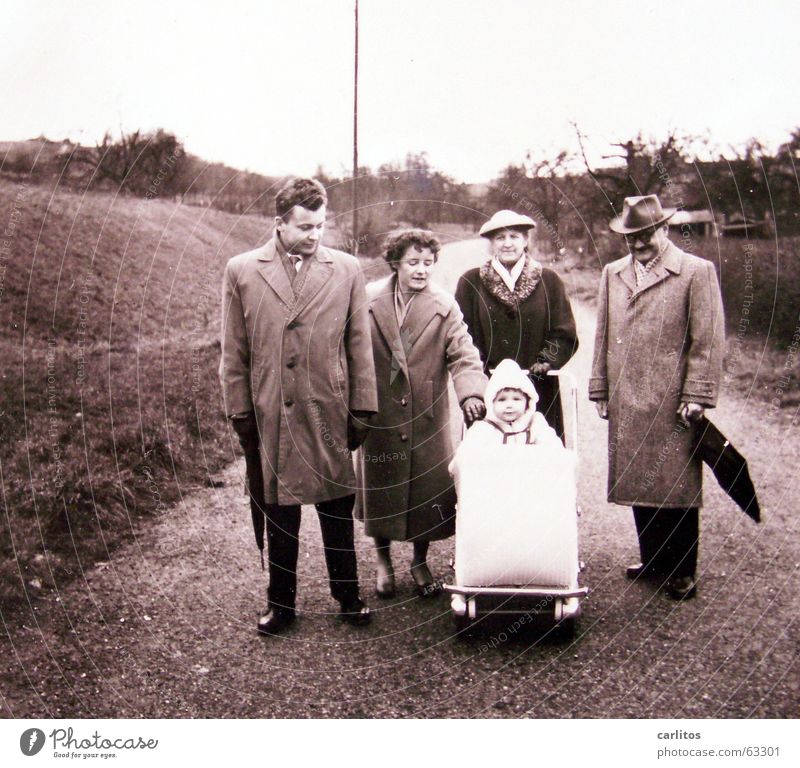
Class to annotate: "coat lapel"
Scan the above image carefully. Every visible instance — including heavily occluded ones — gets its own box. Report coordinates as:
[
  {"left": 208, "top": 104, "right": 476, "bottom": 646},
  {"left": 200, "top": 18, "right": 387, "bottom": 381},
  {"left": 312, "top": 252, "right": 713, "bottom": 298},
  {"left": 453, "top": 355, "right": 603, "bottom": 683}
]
[
  {"left": 288, "top": 246, "right": 334, "bottom": 321},
  {"left": 612, "top": 257, "right": 637, "bottom": 296},
  {"left": 255, "top": 239, "right": 294, "bottom": 309},
  {"left": 369, "top": 277, "right": 409, "bottom": 380},
  {"left": 630, "top": 242, "right": 683, "bottom": 301},
  {"left": 404, "top": 289, "right": 448, "bottom": 349}
]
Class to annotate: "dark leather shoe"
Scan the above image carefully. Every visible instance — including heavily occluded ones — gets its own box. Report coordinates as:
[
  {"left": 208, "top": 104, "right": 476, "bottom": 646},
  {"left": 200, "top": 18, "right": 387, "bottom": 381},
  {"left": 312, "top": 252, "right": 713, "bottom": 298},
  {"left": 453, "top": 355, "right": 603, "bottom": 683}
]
[
  {"left": 410, "top": 562, "right": 442, "bottom": 598},
  {"left": 626, "top": 562, "right": 647, "bottom": 580},
  {"left": 667, "top": 576, "right": 697, "bottom": 601},
  {"left": 256, "top": 607, "right": 295, "bottom": 635},
  {"left": 340, "top": 598, "right": 371, "bottom": 626}
]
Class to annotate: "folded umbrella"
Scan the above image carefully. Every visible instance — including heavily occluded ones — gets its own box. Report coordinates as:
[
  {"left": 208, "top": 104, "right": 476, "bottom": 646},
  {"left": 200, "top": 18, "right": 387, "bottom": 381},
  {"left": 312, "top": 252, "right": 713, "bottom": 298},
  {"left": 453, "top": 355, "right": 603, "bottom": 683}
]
[
  {"left": 242, "top": 441, "right": 267, "bottom": 569},
  {"left": 694, "top": 416, "right": 760, "bottom": 522}
]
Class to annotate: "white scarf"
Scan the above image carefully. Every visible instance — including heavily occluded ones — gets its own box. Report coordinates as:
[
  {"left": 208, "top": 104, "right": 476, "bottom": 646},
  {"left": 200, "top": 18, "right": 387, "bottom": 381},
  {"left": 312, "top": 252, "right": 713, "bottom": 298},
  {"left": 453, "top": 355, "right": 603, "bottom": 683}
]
[{"left": 491, "top": 255, "right": 526, "bottom": 293}]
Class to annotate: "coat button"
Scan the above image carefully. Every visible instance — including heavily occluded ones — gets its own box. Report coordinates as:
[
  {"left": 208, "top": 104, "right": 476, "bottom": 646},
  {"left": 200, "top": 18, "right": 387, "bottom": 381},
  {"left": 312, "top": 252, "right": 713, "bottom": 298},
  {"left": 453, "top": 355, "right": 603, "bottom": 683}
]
[
  {"left": 286, "top": 360, "right": 295, "bottom": 369},
  {"left": 401, "top": 397, "right": 407, "bottom": 406},
  {"left": 284, "top": 399, "right": 294, "bottom": 407},
  {"left": 400, "top": 433, "right": 408, "bottom": 442},
  {"left": 287, "top": 321, "right": 298, "bottom": 330}
]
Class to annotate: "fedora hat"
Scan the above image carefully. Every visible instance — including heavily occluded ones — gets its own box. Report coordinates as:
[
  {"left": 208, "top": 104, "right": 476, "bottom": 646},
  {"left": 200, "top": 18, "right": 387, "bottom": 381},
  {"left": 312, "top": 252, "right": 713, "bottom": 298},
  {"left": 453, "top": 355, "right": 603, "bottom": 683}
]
[
  {"left": 479, "top": 209, "right": 536, "bottom": 238},
  {"left": 609, "top": 194, "right": 676, "bottom": 234}
]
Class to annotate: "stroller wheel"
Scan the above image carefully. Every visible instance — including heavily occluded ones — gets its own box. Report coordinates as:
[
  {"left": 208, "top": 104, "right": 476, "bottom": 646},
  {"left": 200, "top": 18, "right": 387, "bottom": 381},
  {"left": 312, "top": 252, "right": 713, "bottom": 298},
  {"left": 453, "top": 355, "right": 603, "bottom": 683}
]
[
  {"left": 453, "top": 613, "right": 477, "bottom": 637},
  {"left": 555, "top": 616, "right": 577, "bottom": 641}
]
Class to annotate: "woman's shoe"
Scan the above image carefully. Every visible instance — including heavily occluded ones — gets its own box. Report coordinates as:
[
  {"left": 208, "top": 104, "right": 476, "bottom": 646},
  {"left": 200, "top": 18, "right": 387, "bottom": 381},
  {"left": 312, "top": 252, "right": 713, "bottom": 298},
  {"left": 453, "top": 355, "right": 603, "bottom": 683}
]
[
  {"left": 411, "top": 562, "right": 441, "bottom": 598},
  {"left": 375, "top": 560, "right": 396, "bottom": 598}
]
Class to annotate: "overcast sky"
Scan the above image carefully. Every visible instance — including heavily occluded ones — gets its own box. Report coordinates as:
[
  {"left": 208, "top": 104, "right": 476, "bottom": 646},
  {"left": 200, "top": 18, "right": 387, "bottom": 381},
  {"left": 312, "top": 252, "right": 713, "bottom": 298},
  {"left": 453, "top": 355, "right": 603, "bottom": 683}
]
[{"left": 2, "top": 0, "right": 798, "bottom": 182}]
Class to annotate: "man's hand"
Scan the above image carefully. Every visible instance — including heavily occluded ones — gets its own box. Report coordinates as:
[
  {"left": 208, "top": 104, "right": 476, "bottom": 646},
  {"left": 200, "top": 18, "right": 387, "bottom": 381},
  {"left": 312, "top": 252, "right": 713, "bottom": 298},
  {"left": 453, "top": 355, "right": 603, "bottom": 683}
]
[
  {"left": 678, "top": 401, "right": 705, "bottom": 424},
  {"left": 462, "top": 396, "right": 486, "bottom": 426},
  {"left": 347, "top": 410, "right": 372, "bottom": 451},
  {"left": 531, "top": 361, "right": 551, "bottom": 377},
  {"left": 230, "top": 411, "right": 259, "bottom": 449},
  {"left": 595, "top": 400, "right": 609, "bottom": 420}
]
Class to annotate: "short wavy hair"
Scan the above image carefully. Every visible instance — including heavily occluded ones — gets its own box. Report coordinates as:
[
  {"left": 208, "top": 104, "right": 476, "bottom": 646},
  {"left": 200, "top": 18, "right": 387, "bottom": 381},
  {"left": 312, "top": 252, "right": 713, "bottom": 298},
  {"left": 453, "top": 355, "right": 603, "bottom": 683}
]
[
  {"left": 382, "top": 228, "right": 441, "bottom": 267},
  {"left": 275, "top": 178, "right": 328, "bottom": 220}
]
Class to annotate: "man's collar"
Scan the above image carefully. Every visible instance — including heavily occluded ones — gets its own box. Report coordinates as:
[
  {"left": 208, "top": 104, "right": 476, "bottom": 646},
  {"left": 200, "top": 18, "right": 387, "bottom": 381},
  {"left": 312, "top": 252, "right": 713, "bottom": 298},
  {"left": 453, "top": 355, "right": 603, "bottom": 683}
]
[
  {"left": 611, "top": 239, "right": 683, "bottom": 275},
  {"left": 269, "top": 234, "right": 332, "bottom": 263}
]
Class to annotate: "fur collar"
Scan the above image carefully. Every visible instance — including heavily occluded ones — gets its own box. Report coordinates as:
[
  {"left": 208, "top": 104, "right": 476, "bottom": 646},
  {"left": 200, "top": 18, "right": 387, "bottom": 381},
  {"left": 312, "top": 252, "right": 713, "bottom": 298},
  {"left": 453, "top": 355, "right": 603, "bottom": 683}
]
[{"left": 479, "top": 255, "right": 542, "bottom": 308}]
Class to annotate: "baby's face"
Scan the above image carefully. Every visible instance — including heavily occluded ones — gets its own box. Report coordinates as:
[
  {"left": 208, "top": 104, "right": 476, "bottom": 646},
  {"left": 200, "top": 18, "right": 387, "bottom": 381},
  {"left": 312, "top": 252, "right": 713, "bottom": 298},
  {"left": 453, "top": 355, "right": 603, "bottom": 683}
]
[{"left": 493, "top": 389, "right": 528, "bottom": 424}]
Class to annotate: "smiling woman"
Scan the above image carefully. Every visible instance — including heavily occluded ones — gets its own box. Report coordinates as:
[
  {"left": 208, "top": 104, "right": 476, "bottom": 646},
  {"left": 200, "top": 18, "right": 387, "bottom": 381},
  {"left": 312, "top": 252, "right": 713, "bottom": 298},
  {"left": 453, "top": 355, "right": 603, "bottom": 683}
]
[{"left": 355, "top": 228, "right": 487, "bottom": 599}]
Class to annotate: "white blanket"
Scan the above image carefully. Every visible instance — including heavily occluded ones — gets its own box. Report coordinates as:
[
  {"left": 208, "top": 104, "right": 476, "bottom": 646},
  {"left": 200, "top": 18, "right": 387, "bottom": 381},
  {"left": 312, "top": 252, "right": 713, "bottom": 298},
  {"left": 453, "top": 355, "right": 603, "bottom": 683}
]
[{"left": 450, "top": 439, "right": 578, "bottom": 588}]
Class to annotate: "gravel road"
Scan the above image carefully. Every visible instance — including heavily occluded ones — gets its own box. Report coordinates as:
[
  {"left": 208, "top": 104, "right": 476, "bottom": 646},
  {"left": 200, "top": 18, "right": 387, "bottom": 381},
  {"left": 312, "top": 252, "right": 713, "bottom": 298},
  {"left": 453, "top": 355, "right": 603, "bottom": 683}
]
[{"left": 1, "top": 240, "right": 797, "bottom": 718}]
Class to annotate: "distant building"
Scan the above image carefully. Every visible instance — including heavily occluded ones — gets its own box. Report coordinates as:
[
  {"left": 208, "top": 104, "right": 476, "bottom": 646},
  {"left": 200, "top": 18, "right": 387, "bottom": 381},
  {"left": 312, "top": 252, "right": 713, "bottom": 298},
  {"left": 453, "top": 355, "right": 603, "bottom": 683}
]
[
  {"left": 668, "top": 209, "right": 718, "bottom": 238},
  {"left": 719, "top": 212, "right": 772, "bottom": 238}
]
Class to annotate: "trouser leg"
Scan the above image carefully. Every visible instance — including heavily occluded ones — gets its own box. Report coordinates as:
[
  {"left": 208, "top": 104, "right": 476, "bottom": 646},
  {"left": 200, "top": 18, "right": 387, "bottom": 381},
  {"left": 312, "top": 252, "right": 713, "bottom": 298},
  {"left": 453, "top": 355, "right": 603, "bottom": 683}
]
[
  {"left": 633, "top": 506, "right": 698, "bottom": 579},
  {"left": 315, "top": 494, "right": 360, "bottom": 605},
  {"left": 265, "top": 503, "right": 302, "bottom": 614},
  {"left": 660, "top": 507, "right": 699, "bottom": 579},
  {"left": 632, "top": 506, "right": 661, "bottom": 574}
]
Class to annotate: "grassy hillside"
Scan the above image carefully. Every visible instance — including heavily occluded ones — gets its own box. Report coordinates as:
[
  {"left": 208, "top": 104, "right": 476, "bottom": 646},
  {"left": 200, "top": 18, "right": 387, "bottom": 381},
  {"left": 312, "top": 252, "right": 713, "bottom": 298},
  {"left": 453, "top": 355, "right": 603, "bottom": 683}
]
[{"left": 0, "top": 180, "right": 278, "bottom": 604}]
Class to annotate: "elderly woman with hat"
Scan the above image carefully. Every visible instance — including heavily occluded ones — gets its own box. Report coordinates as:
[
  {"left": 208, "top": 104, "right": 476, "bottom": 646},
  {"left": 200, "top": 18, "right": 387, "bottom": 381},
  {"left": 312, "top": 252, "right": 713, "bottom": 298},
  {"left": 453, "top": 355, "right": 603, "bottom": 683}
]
[
  {"left": 357, "top": 229, "right": 487, "bottom": 598},
  {"left": 454, "top": 210, "right": 579, "bottom": 440}
]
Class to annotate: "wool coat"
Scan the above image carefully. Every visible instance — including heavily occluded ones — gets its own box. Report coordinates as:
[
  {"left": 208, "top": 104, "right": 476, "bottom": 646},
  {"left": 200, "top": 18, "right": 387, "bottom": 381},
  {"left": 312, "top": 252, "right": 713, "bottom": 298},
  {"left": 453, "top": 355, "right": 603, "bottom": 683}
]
[
  {"left": 356, "top": 275, "right": 487, "bottom": 542},
  {"left": 219, "top": 238, "right": 377, "bottom": 505},
  {"left": 454, "top": 257, "right": 579, "bottom": 439},
  {"left": 589, "top": 242, "right": 725, "bottom": 507}
]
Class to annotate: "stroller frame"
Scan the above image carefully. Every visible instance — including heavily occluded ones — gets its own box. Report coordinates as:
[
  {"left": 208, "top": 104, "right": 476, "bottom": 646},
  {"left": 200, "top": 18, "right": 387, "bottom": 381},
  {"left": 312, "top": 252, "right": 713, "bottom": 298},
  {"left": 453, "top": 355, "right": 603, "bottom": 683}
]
[{"left": 444, "top": 369, "right": 587, "bottom": 637}]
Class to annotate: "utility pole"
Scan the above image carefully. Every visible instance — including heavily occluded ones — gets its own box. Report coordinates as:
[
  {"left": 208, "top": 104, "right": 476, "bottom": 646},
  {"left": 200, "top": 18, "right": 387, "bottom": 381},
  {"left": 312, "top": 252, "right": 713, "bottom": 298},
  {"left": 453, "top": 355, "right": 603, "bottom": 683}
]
[{"left": 352, "top": 0, "right": 359, "bottom": 256}]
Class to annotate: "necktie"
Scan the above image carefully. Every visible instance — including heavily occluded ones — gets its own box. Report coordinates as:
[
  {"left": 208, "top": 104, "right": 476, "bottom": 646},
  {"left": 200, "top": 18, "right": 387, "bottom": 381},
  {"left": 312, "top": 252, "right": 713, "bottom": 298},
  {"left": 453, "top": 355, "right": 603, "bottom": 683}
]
[{"left": 290, "top": 255, "right": 302, "bottom": 273}]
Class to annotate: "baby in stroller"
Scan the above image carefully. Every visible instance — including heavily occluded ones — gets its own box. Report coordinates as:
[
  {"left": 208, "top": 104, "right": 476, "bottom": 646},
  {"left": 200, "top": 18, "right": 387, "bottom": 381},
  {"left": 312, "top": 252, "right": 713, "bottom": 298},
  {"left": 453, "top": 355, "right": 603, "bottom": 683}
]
[
  {"left": 449, "top": 358, "right": 578, "bottom": 590},
  {"left": 466, "top": 358, "right": 562, "bottom": 449}
]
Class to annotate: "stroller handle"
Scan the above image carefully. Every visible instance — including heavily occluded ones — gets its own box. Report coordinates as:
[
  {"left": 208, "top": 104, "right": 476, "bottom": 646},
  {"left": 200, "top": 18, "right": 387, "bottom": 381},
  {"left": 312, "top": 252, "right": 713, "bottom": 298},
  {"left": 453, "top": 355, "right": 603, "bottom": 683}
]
[{"left": 547, "top": 368, "right": 578, "bottom": 456}]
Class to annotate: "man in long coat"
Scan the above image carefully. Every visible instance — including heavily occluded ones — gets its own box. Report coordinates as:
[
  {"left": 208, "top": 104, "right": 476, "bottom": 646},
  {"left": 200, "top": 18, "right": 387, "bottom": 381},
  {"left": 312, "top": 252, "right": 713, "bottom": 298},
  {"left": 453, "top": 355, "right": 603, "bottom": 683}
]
[
  {"left": 220, "top": 178, "right": 378, "bottom": 634},
  {"left": 589, "top": 195, "right": 725, "bottom": 600}
]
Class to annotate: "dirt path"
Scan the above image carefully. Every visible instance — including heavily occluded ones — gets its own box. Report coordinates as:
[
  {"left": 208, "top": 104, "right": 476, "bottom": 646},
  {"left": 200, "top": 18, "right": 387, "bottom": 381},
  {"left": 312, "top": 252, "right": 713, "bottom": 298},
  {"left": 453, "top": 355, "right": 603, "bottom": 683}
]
[{"left": 1, "top": 241, "right": 797, "bottom": 718}]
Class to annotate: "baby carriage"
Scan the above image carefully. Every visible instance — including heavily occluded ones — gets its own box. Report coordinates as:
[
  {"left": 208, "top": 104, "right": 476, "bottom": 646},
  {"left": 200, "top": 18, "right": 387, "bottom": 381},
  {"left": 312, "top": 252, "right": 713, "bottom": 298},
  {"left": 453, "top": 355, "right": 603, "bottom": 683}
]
[{"left": 444, "top": 369, "right": 587, "bottom": 637}]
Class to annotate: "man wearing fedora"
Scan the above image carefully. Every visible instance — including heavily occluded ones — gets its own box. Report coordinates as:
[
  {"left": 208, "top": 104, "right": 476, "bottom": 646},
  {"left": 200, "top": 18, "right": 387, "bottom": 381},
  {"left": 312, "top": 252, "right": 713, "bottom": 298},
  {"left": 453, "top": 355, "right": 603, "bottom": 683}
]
[{"left": 589, "top": 194, "right": 725, "bottom": 600}]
